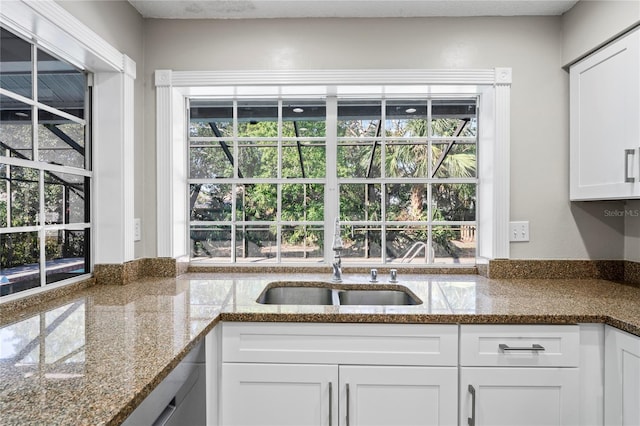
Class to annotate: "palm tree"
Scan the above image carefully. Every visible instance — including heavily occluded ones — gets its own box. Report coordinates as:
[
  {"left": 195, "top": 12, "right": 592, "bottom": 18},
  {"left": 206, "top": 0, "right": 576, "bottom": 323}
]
[
  {"left": 385, "top": 117, "right": 476, "bottom": 220},
  {"left": 384, "top": 115, "right": 477, "bottom": 260}
]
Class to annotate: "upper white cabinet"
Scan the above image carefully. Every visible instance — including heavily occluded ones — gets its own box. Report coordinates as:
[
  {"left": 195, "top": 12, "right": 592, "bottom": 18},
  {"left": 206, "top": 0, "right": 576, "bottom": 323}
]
[{"left": 570, "top": 27, "right": 640, "bottom": 200}]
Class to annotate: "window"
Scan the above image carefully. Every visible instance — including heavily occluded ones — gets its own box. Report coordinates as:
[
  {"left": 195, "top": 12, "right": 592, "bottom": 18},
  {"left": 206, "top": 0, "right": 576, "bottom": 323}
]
[
  {"left": 188, "top": 92, "right": 477, "bottom": 265},
  {"left": 337, "top": 98, "right": 477, "bottom": 265},
  {"left": 0, "top": 27, "right": 91, "bottom": 297},
  {"left": 189, "top": 99, "right": 326, "bottom": 263}
]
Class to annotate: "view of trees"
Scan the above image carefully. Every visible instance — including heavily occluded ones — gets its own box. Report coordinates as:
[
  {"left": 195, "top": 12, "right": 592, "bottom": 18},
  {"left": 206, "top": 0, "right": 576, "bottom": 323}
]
[
  {"left": 1, "top": 154, "right": 88, "bottom": 292},
  {"left": 1, "top": 122, "right": 88, "bottom": 289},
  {"left": 189, "top": 99, "right": 477, "bottom": 263}
]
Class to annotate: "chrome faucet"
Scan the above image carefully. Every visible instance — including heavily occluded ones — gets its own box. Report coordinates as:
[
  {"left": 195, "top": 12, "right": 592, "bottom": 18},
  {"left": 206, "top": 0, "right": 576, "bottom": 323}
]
[
  {"left": 331, "top": 218, "right": 343, "bottom": 282},
  {"left": 331, "top": 256, "right": 342, "bottom": 282}
]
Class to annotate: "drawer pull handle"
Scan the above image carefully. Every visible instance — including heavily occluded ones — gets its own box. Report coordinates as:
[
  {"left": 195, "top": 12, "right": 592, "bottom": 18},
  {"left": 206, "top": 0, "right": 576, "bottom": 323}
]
[
  {"left": 346, "top": 383, "right": 350, "bottom": 426},
  {"left": 329, "top": 382, "right": 333, "bottom": 426},
  {"left": 468, "top": 384, "right": 476, "bottom": 426},
  {"left": 499, "top": 343, "right": 545, "bottom": 352},
  {"left": 625, "top": 149, "right": 636, "bottom": 183}
]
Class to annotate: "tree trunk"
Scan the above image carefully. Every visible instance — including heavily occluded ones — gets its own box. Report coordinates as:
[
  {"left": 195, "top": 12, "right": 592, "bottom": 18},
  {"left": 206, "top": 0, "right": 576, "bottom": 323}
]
[{"left": 410, "top": 184, "right": 423, "bottom": 220}]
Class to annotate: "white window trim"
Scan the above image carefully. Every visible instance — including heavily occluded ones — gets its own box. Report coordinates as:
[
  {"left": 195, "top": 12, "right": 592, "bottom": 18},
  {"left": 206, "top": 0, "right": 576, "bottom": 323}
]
[
  {"left": 1, "top": 0, "right": 136, "bottom": 302},
  {"left": 155, "top": 68, "right": 511, "bottom": 262}
]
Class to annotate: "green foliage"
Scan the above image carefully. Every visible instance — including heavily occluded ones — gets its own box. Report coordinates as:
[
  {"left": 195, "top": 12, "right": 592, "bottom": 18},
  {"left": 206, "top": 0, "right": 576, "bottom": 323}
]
[
  {"left": 240, "top": 183, "right": 277, "bottom": 221},
  {"left": 340, "top": 184, "right": 381, "bottom": 222},
  {"left": 282, "top": 184, "right": 324, "bottom": 222},
  {"left": 191, "top": 184, "right": 232, "bottom": 221},
  {"left": 0, "top": 164, "right": 5, "bottom": 227},
  {"left": 2, "top": 165, "right": 87, "bottom": 269},
  {"left": 0, "top": 200, "right": 6, "bottom": 228},
  {"left": 188, "top": 104, "right": 477, "bottom": 261},
  {"left": 5, "top": 167, "right": 39, "bottom": 227},
  {"left": 1, "top": 232, "right": 38, "bottom": 268}
]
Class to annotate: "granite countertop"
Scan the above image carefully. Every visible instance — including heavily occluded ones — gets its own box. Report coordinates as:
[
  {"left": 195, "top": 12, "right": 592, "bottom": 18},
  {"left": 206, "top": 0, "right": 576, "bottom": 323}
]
[{"left": 1, "top": 272, "right": 640, "bottom": 425}]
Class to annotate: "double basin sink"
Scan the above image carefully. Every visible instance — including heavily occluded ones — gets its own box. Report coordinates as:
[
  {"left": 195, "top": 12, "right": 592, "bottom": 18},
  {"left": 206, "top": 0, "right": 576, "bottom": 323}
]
[{"left": 256, "top": 281, "right": 422, "bottom": 306}]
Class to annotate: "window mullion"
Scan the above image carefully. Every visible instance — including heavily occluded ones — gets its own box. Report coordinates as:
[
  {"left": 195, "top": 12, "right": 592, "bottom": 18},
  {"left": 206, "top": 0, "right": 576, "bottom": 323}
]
[
  {"left": 231, "top": 183, "right": 237, "bottom": 263},
  {"left": 86, "top": 75, "right": 93, "bottom": 171},
  {"left": 231, "top": 100, "right": 238, "bottom": 263},
  {"left": 276, "top": 100, "right": 282, "bottom": 263},
  {"left": 427, "top": 99, "right": 433, "bottom": 264},
  {"left": 427, "top": 99, "right": 433, "bottom": 179},
  {"left": 380, "top": 99, "right": 387, "bottom": 264},
  {"left": 324, "top": 96, "right": 338, "bottom": 263},
  {"left": 32, "top": 45, "right": 39, "bottom": 163},
  {"left": 39, "top": 169, "right": 46, "bottom": 288},
  {"left": 5, "top": 165, "right": 11, "bottom": 227}
]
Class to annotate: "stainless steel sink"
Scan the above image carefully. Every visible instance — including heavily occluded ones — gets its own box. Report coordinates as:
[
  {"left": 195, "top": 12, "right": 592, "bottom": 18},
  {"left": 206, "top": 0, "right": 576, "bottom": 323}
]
[
  {"left": 256, "top": 282, "right": 422, "bottom": 306},
  {"left": 337, "top": 289, "right": 421, "bottom": 306},
  {"left": 256, "top": 285, "right": 334, "bottom": 305}
]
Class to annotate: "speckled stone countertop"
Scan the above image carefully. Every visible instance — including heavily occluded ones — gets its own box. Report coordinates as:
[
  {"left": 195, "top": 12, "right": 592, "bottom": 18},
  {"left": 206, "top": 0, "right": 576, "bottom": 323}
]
[{"left": 1, "top": 272, "right": 640, "bottom": 425}]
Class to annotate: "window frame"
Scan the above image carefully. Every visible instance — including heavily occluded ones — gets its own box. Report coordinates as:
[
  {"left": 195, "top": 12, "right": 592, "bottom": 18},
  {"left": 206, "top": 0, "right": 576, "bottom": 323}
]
[
  {"left": 156, "top": 69, "right": 512, "bottom": 267},
  {"left": 1, "top": 26, "right": 92, "bottom": 297},
  {"left": 188, "top": 94, "right": 479, "bottom": 265}
]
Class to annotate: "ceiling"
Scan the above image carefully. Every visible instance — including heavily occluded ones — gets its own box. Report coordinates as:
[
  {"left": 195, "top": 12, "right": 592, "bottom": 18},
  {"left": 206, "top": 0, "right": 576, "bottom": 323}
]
[{"left": 127, "top": 0, "right": 579, "bottom": 19}]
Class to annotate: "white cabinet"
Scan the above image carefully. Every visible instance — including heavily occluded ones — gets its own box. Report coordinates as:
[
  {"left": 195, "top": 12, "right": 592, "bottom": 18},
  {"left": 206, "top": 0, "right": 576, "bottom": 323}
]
[
  {"left": 460, "top": 368, "right": 579, "bottom": 426},
  {"left": 221, "top": 322, "right": 458, "bottom": 366},
  {"left": 220, "top": 323, "right": 458, "bottom": 426},
  {"left": 341, "top": 365, "right": 457, "bottom": 426},
  {"left": 570, "top": 27, "right": 640, "bottom": 200},
  {"left": 604, "top": 326, "right": 640, "bottom": 425},
  {"left": 221, "top": 363, "right": 457, "bottom": 426},
  {"left": 460, "top": 325, "right": 580, "bottom": 426},
  {"left": 214, "top": 322, "right": 605, "bottom": 426},
  {"left": 221, "top": 363, "right": 337, "bottom": 426}
]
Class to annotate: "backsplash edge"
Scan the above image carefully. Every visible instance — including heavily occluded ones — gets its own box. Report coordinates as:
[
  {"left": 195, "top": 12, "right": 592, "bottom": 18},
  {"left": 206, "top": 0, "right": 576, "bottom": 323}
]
[{"left": 482, "top": 259, "right": 636, "bottom": 284}]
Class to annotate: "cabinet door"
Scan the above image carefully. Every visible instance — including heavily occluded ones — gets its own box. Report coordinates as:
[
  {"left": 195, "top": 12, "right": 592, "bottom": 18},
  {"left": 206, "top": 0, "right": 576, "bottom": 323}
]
[
  {"left": 460, "top": 368, "right": 579, "bottom": 426},
  {"left": 221, "top": 363, "right": 338, "bottom": 426},
  {"left": 340, "top": 365, "right": 457, "bottom": 426},
  {"left": 605, "top": 327, "right": 640, "bottom": 426},
  {"left": 570, "top": 28, "right": 640, "bottom": 200}
]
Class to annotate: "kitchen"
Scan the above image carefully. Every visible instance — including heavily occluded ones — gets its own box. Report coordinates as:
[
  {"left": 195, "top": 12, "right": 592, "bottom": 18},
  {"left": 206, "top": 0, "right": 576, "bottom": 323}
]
[{"left": 1, "top": 0, "right": 640, "bottom": 425}]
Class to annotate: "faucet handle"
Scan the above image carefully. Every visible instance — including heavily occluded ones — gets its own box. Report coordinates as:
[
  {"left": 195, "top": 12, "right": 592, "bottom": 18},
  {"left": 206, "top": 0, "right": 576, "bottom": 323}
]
[
  {"left": 370, "top": 268, "right": 378, "bottom": 283},
  {"left": 389, "top": 269, "right": 398, "bottom": 283}
]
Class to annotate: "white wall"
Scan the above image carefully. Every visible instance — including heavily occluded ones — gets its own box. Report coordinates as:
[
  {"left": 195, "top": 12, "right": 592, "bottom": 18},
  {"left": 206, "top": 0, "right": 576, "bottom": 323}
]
[
  {"left": 142, "top": 16, "right": 623, "bottom": 260},
  {"left": 562, "top": 0, "right": 640, "bottom": 66},
  {"left": 55, "top": 2, "right": 630, "bottom": 261},
  {"left": 626, "top": 200, "right": 640, "bottom": 261},
  {"left": 56, "top": 0, "right": 146, "bottom": 259}
]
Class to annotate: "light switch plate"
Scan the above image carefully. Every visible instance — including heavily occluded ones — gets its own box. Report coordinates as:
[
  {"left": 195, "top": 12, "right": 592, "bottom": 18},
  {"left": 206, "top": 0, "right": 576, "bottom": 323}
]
[{"left": 509, "top": 221, "right": 529, "bottom": 242}]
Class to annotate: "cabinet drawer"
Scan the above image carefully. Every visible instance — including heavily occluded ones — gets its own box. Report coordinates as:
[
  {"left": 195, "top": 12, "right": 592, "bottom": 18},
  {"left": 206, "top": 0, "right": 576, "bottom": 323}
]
[
  {"left": 460, "top": 325, "right": 579, "bottom": 367},
  {"left": 222, "top": 322, "right": 458, "bottom": 366}
]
